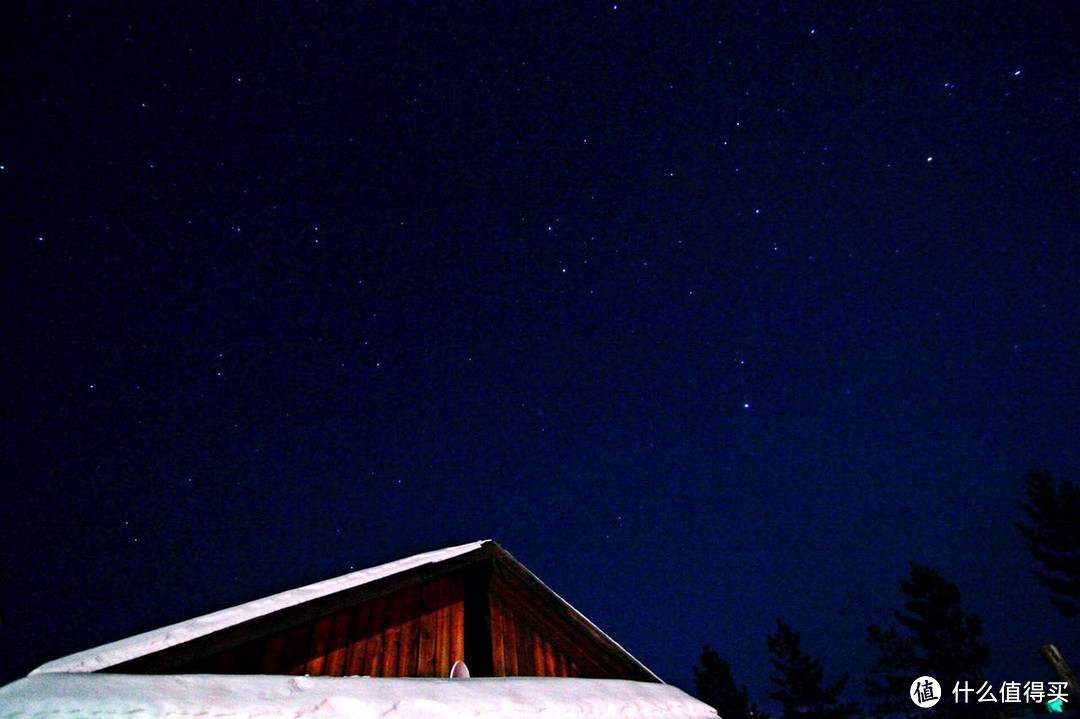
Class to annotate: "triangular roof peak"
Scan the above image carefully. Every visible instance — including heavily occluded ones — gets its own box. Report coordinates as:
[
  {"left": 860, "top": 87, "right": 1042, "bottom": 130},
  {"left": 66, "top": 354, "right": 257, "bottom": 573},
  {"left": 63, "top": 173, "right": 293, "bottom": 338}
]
[
  {"left": 33, "top": 540, "right": 490, "bottom": 675},
  {"left": 33, "top": 540, "right": 660, "bottom": 683}
]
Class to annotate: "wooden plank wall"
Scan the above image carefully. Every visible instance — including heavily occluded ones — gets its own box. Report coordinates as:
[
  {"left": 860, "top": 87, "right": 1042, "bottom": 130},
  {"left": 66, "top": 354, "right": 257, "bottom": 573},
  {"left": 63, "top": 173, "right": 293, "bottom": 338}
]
[
  {"left": 487, "top": 568, "right": 645, "bottom": 679},
  {"left": 488, "top": 563, "right": 656, "bottom": 681},
  {"left": 176, "top": 574, "right": 466, "bottom": 677},
  {"left": 490, "top": 591, "right": 581, "bottom": 678}
]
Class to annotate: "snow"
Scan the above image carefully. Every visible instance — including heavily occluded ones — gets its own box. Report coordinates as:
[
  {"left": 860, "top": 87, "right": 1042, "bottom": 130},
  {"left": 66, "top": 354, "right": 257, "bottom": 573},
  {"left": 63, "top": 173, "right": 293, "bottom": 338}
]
[
  {"left": 0, "top": 674, "right": 719, "bottom": 718},
  {"left": 32, "top": 540, "right": 490, "bottom": 675}
]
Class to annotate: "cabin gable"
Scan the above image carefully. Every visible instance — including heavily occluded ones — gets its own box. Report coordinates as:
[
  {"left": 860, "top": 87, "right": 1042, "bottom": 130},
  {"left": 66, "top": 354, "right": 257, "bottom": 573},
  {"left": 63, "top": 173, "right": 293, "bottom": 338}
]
[{"left": 96, "top": 542, "right": 655, "bottom": 683}]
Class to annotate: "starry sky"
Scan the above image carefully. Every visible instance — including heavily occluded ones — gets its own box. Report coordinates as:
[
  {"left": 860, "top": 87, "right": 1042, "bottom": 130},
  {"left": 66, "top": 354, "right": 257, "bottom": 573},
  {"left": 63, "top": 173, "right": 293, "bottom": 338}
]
[{"left": 1, "top": 1, "right": 1077, "bottom": 709}]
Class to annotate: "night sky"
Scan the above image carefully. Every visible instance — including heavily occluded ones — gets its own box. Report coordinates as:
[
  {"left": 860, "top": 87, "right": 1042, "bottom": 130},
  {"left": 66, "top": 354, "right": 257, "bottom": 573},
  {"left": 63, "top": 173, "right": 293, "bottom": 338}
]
[{"left": 2, "top": 1, "right": 1077, "bottom": 709}]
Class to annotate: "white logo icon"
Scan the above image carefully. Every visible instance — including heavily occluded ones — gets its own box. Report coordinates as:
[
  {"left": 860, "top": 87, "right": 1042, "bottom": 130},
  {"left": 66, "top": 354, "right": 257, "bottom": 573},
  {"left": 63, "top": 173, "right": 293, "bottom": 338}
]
[{"left": 911, "top": 676, "right": 941, "bottom": 708}]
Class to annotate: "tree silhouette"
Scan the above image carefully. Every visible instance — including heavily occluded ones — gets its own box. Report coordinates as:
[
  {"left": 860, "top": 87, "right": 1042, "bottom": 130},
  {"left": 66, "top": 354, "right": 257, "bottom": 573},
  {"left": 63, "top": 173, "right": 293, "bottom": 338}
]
[
  {"left": 766, "top": 620, "right": 861, "bottom": 719},
  {"left": 694, "top": 645, "right": 770, "bottom": 718},
  {"left": 1016, "top": 469, "right": 1080, "bottom": 617},
  {"left": 866, "top": 564, "right": 990, "bottom": 718}
]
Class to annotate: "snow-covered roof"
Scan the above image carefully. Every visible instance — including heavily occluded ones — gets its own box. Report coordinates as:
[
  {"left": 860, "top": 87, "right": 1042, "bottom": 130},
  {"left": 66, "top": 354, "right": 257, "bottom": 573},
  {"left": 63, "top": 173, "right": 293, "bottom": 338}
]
[
  {"left": 6, "top": 540, "right": 721, "bottom": 718},
  {"left": 33, "top": 540, "right": 490, "bottom": 675},
  {"left": 0, "top": 674, "right": 717, "bottom": 717},
  {"left": 30, "top": 540, "right": 658, "bottom": 681}
]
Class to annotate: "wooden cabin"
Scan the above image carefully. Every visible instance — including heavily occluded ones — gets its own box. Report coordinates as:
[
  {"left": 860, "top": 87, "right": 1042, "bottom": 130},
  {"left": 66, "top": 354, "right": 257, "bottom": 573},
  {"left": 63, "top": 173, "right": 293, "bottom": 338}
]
[{"left": 0, "top": 540, "right": 717, "bottom": 717}]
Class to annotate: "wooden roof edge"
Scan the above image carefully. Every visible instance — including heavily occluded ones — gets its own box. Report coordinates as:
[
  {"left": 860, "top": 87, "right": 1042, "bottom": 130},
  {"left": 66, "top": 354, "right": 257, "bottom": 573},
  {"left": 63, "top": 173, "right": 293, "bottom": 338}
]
[
  {"left": 32, "top": 540, "right": 494, "bottom": 675},
  {"left": 487, "top": 543, "right": 663, "bottom": 684},
  {"left": 103, "top": 541, "right": 499, "bottom": 673}
]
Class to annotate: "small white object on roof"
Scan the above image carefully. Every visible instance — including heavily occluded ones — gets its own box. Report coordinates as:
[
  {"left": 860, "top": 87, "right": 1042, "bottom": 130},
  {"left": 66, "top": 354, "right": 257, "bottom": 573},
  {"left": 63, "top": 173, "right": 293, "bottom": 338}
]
[
  {"left": 32, "top": 540, "right": 489, "bottom": 675},
  {"left": 0, "top": 674, "right": 719, "bottom": 718}
]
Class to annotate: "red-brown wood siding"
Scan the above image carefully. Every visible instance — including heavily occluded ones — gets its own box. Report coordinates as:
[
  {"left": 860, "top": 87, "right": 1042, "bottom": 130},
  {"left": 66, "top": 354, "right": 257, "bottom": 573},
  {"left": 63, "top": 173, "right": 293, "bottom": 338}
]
[
  {"left": 396, "top": 582, "right": 419, "bottom": 677},
  {"left": 116, "top": 543, "right": 655, "bottom": 682},
  {"left": 486, "top": 567, "right": 638, "bottom": 679},
  {"left": 489, "top": 583, "right": 576, "bottom": 678},
  {"left": 176, "top": 574, "right": 466, "bottom": 677},
  {"left": 323, "top": 608, "right": 353, "bottom": 676}
]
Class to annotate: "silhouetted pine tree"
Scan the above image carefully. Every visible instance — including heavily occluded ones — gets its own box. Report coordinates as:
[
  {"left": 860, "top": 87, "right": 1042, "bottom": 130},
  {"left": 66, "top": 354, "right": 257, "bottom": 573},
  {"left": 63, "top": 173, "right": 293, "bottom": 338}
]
[
  {"left": 866, "top": 564, "right": 991, "bottom": 718},
  {"left": 1016, "top": 469, "right": 1080, "bottom": 617},
  {"left": 694, "top": 645, "right": 770, "bottom": 718},
  {"left": 766, "top": 620, "right": 861, "bottom": 719}
]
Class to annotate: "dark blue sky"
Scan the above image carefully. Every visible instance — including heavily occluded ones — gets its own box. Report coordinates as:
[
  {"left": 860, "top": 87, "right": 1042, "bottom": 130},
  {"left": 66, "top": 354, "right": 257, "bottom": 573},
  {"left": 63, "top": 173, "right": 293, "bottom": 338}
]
[{"left": 2, "top": 1, "right": 1077, "bottom": 710}]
